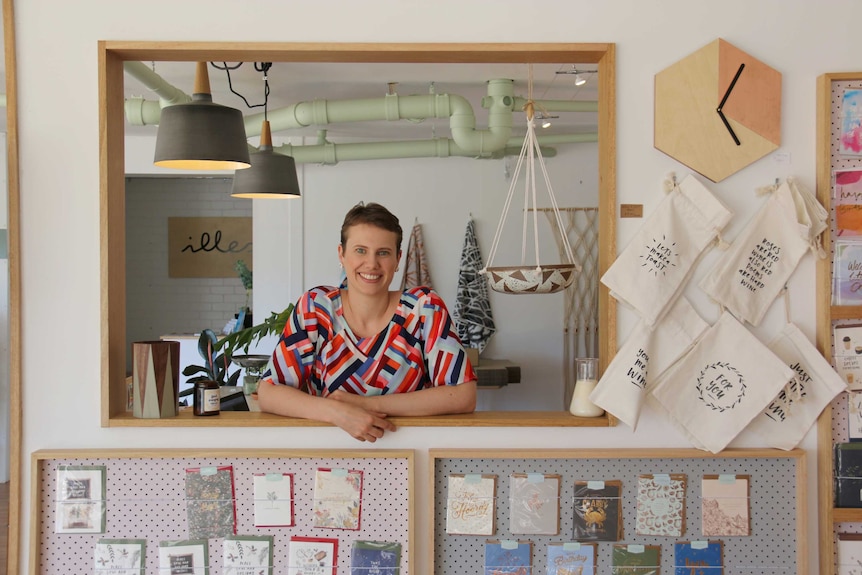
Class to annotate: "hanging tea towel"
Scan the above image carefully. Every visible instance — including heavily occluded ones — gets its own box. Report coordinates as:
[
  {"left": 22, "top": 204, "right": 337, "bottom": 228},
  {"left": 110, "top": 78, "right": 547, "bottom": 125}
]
[
  {"left": 649, "top": 311, "right": 794, "bottom": 454},
  {"left": 600, "top": 173, "right": 732, "bottom": 326},
  {"left": 698, "top": 178, "right": 827, "bottom": 326},
  {"left": 454, "top": 218, "right": 496, "bottom": 352},
  {"left": 589, "top": 296, "right": 709, "bottom": 430},
  {"left": 743, "top": 322, "right": 847, "bottom": 450},
  {"left": 401, "top": 221, "right": 433, "bottom": 290}
]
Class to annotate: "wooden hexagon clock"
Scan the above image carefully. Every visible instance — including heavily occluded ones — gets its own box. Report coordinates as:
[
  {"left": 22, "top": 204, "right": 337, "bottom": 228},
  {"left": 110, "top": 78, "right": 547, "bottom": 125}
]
[{"left": 654, "top": 38, "right": 781, "bottom": 182}]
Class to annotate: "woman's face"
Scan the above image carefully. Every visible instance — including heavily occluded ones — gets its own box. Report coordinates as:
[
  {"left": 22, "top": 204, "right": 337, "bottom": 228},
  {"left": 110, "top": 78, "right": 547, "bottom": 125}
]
[{"left": 338, "top": 223, "right": 401, "bottom": 296}]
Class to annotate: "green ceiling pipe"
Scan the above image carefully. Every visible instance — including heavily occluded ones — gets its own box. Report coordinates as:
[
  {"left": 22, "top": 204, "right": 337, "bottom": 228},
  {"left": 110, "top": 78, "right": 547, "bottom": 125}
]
[
  {"left": 123, "top": 62, "right": 191, "bottom": 107},
  {"left": 268, "top": 134, "right": 590, "bottom": 165}
]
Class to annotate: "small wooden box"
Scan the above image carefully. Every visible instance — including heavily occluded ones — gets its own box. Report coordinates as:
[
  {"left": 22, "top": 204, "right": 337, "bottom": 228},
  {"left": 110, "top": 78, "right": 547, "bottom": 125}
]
[{"left": 465, "top": 347, "right": 479, "bottom": 367}]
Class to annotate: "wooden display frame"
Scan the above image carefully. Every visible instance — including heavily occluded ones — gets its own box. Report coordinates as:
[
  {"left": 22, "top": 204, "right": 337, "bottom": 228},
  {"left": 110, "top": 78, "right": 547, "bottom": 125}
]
[
  {"left": 29, "top": 448, "right": 414, "bottom": 575},
  {"left": 815, "top": 71, "right": 862, "bottom": 575},
  {"left": 429, "top": 448, "right": 807, "bottom": 575}
]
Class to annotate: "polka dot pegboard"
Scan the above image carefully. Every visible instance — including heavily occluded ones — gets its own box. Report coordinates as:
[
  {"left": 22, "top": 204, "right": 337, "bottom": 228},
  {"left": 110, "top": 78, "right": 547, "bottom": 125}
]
[
  {"left": 431, "top": 450, "right": 801, "bottom": 575},
  {"left": 34, "top": 450, "right": 411, "bottom": 575}
]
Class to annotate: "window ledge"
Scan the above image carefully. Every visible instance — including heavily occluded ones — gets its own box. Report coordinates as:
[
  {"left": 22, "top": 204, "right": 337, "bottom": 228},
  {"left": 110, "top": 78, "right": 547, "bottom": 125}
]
[{"left": 105, "top": 409, "right": 613, "bottom": 428}]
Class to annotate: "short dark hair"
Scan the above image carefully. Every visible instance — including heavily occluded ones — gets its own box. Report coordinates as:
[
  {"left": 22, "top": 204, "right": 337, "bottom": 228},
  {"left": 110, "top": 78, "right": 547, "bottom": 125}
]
[{"left": 340, "top": 202, "right": 403, "bottom": 253}]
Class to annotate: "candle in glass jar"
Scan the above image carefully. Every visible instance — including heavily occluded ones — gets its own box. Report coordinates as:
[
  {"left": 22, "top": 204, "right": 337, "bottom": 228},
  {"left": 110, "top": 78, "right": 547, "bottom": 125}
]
[{"left": 569, "top": 358, "right": 605, "bottom": 417}]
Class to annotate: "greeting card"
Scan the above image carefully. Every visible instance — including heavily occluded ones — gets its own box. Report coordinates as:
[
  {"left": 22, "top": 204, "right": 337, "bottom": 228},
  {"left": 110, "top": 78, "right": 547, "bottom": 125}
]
[
  {"left": 833, "top": 241, "right": 862, "bottom": 306},
  {"left": 674, "top": 540, "right": 723, "bottom": 575},
  {"left": 636, "top": 473, "right": 686, "bottom": 537},
  {"left": 223, "top": 536, "right": 273, "bottom": 575},
  {"left": 508, "top": 473, "right": 560, "bottom": 535},
  {"left": 611, "top": 544, "right": 661, "bottom": 575},
  {"left": 835, "top": 169, "right": 862, "bottom": 235},
  {"left": 835, "top": 324, "right": 862, "bottom": 390},
  {"left": 701, "top": 475, "right": 750, "bottom": 536},
  {"left": 841, "top": 90, "right": 862, "bottom": 156},
  {"left": 546, "top": 542, "right": 597, "bottom": 575},
  {"left": 158, "top": 540, "right": 208, "bottom": 575},
  {"left": 850, "top": 391, "right": 862, "bottom": 442},
  {"left": 446, "top": 473, "right": 497, "bottom": 535},
  {"left": 839, "top": 533, "right": 862, "bottom": 575},
  {"left": 483, "top": 540, "right": 531, "bottom": 575},
  {"left": 55, "top": 465, "right": 106, "bottom": 534},
  {"left": 350, "top": 540, "right": 401, "bottom": 575},
  {"left": 184, "top": 466, "right": 236, "bottom": 539},
  {"left": 312, "top": 468, "right": 363, "bottom": 530},
  {"left": 572, "top": 480, "right": 622, "bottom": 541},
  {"left": 94, "top": 539, "right": 145, "bottom": 575},
  {"left": 253, "top": 472, "right": 294, "bottom": 527},
  {"left": 288, "top": 536, "right": 338, "bottom": 575}
]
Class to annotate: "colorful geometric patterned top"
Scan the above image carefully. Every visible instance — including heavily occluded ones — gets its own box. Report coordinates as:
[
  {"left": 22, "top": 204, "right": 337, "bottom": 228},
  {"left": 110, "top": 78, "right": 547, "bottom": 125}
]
[{"left": 262, "top": 285, "right": 476, "bottom": 396}]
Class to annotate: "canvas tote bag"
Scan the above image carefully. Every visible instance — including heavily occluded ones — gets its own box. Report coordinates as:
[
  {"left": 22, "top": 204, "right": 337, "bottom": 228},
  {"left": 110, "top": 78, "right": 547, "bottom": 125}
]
[
  {"left": 649, "top": 311, "right": 794, "bottom": 454},
  {"left": 698, "top": 177, "right": 827, "bottom": 326},
  {"left": 743, "top": 323, "right": 846, "bottom": 450},
  {"left": 601, "top": 173, "right": 732, "bottom": 326},
  {"left": 589, "top": 297, "right": 709, "bottom": 430}
]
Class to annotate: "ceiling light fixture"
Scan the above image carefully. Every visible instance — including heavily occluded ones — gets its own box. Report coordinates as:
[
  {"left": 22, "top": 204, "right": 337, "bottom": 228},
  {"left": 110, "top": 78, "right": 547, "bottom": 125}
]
[
  {"left": 154, "top": 62, "right": 251, "bottom": 170},
  {"left": 534, "top": 111, "right": 558, "bottom": 129},
  {"left": 231, "top": 64, "right": 301, "bottom": 199},
  {"left": 556, "top": 65, "right": 597, "bottom": 87}
]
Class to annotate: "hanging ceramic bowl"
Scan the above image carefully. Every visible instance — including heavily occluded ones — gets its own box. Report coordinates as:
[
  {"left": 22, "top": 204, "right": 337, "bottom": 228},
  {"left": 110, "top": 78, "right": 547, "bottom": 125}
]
[
  {"left": 482, "top": 87, "right": 581, "bottom": 295},
  {"left": 484, "top": 263, "right": 577, "bottom": 294}
]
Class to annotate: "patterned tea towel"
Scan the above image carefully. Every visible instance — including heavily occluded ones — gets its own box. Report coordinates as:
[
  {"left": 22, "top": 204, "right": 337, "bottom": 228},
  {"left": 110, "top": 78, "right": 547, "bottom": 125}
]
[
  {"left": 454, "top": 218, "right": 496, "bottom": 352},
  {"left": 401, "top": 222, "right": 433, "bottom": 290}
]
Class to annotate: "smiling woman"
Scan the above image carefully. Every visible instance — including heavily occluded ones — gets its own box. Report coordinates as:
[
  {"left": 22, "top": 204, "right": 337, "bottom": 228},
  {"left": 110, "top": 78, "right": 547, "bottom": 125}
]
[{"left": 100, "top": 41, "right": 617, "bottom": 428}]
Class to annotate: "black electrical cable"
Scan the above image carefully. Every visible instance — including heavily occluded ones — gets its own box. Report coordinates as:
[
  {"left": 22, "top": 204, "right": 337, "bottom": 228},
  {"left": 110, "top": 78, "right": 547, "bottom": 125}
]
[{"left": 209, "top": 62, "right": 272, "bottom": 116}]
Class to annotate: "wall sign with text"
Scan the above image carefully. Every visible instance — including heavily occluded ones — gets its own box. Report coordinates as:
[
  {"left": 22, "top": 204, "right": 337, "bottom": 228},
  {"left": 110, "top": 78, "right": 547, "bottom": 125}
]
[{"left": 168, "top": 217, "right": 253, "bottom": 278}]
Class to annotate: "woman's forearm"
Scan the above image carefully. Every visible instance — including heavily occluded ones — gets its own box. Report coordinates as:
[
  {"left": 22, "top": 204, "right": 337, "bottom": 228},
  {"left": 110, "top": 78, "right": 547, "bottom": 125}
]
[
  {"left": 257, "top": 383, "right": 396, "bottom": 442},
  {"left": 348, "top": 382, "right": 477, "bottom": 416}
]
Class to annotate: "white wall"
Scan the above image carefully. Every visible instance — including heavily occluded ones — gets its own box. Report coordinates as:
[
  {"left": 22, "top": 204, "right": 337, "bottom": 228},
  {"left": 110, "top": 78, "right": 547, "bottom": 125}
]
[{"left": 16, "top": 1, "right": 858, "bottom": 573}]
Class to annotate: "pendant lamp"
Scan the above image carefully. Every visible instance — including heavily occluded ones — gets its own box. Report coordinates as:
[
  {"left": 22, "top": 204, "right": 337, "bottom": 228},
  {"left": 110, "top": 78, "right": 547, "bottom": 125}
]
[
  {"left": 154, "top": 62, "right": 251, "bottom": 170},
  {"left": 231, "top": 120, "right": 301, "bottom": 198}
]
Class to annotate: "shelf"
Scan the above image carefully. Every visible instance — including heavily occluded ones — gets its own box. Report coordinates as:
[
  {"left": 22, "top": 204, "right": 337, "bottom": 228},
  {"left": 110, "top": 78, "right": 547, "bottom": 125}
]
[
  {"left": 831, "top": 305, "right": 862, "bottom": 320},
  {"left": 834, "top": 507, "right": 862, "bottom": 523}
]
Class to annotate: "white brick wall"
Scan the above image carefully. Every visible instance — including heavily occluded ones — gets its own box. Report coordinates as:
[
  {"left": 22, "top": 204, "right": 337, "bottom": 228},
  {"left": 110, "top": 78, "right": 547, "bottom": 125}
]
[{"left": 125, "top": 176, "right": 252, "bottom": 370}]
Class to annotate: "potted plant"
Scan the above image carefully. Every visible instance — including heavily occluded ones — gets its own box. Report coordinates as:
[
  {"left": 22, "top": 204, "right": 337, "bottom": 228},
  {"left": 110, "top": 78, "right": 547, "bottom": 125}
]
[
  {"left": 181, "top": 329, "right": 242, "bottom": 390},
  {"left": 216, "top": 304, "right": 294, "bottom": 361}
]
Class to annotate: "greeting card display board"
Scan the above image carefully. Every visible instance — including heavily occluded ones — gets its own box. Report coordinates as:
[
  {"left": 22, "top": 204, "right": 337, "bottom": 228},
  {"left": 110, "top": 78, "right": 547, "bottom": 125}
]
[
  {"left": 30, "top": 449, "right": 412, "bottom": 575},
  {"left": 430, "top": 448, "right": 805, "bottom": 575}
]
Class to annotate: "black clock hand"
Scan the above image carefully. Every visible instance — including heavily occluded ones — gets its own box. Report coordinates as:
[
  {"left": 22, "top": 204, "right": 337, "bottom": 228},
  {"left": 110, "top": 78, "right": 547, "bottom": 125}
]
[
  {"left": 716, "top": 62, "right": 745, "bottom": 146},
  {"left": 717, "top": 109, "right": 741, "bottom": 146}
]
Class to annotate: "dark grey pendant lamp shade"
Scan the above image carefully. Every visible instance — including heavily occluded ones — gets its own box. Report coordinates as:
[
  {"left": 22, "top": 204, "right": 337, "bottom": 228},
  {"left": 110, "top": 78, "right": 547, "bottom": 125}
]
[
  {"left": 231, "top": 120, "right": 301, "bottom": 198},
  {"left": 154, "top": 62, "right": 251, "bottom": 171}
]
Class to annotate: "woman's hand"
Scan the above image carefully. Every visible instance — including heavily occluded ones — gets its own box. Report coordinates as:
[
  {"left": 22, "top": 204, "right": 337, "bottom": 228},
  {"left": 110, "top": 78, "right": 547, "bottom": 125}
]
[{"left": 328, "top": 392, "right": 396, "bottom": 442}]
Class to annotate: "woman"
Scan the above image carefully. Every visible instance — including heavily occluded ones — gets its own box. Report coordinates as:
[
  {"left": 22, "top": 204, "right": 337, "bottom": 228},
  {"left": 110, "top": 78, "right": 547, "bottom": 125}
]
[{"left": 258, "top": 202, "right": 477, "bottom": 441}]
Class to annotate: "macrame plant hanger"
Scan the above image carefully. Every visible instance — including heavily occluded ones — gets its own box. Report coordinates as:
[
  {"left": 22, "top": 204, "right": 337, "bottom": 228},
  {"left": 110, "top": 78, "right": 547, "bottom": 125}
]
[{"left": 481, "top": 65, "right": 581, "bottom": 294}]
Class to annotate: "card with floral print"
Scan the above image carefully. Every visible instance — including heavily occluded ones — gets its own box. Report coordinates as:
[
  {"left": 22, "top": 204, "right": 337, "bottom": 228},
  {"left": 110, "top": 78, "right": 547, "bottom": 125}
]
[
  {"left": 508, "top": 473, "right": 560, "bottom": 535},
  {"left": 312, "top": 468, "right": 363, "bottom": 530},
  {"left": 222, "top": 535, "right": 273, "bottom": 575},
  {"left": 701, "top": 474, "right": 750, "bottom": 536},
  {"left": 636, "top": 473, "right": 686, "bottom": 537},
  {"left": 184, "top": 466, "right": 236, "bottom": 539},
  {"left": 446, "top": 473, "right": 497, "bottom": 535},
  {"left": 94, "top": 539, "right": 145, "bottom": 575},
  {"left": 253, "top": 472, "right": 294, "bottom": 527}
]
